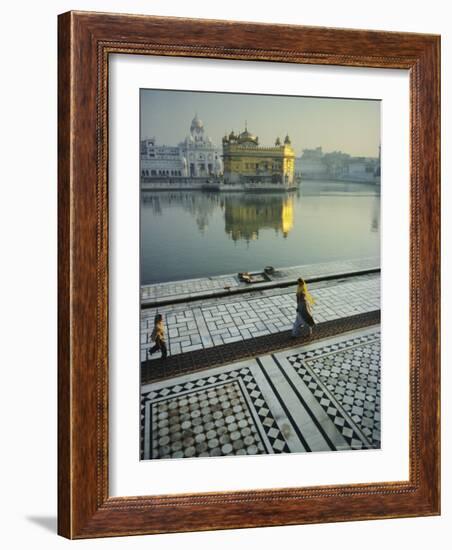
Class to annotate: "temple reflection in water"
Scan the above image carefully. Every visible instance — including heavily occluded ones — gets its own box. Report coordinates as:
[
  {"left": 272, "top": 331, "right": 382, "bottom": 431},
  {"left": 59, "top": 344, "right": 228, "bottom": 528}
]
[
  {"left": 142, "top": 190, "right": 295, "bottom": 241},
  {"left": 140, "top": 183, "right": 380, "bottom": 284},
  {"left": 224, "top": 194, "right": 294, "bottom": 242},
  {"left": 142, "top": 190, "right": 221, "bottom": 233}
]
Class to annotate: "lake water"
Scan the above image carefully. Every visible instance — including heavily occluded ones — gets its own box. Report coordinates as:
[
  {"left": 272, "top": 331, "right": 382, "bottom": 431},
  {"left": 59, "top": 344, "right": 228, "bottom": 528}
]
[{"left": 140, "top": 181, "right": 380, "bottom": 284}]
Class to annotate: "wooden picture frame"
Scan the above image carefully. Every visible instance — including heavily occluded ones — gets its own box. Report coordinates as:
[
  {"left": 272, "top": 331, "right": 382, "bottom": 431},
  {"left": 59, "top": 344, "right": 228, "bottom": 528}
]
[{"left": 58, "top": 11, "right": 440, "bottom": 538}]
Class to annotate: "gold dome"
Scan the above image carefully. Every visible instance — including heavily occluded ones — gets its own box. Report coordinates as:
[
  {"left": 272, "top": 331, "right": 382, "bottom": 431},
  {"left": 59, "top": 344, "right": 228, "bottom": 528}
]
[{"left": 238, "top": 123, "right": 258, "bottom": 145}]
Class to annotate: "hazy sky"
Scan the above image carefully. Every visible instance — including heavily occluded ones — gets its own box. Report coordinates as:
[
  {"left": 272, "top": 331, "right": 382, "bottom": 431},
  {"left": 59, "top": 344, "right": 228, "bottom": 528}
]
[{"left": 140, "top": 89, "right": 380, "bottom": 158}]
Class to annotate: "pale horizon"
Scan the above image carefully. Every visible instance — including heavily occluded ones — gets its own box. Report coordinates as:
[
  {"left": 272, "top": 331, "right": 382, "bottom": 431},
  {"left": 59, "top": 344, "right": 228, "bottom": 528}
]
[{"left": 140, "top": 88, "right": 380, "bottom": 158}]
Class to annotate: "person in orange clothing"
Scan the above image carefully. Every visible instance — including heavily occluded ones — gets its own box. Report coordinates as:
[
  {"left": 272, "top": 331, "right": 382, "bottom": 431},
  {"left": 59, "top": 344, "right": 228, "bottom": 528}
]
[{"left": 148, "top": 313, "right": 168, "bottom": 360}]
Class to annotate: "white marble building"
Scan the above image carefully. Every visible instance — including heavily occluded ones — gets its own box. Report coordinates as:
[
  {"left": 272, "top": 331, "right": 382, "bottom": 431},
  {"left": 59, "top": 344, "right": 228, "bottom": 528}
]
[
  {"left": 178, "top": 114, "right": 222, "bottom": 177},
  {"left": 141, "top": 115, "right": 223, "bottom": 179},
  {"left": 140, "top": 138, "right": 185, "bottom": 178}
]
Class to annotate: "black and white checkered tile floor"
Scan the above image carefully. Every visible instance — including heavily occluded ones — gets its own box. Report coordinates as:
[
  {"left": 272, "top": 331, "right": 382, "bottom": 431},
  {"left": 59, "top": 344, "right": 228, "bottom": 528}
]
[
  {"left": 141, "top": 369, "right": 289, "bottom": 459},
  {"left": 141, "top": 325, "right": 381, "bottom": 460},
  {"left": 286, "top": 331, "right": 380, "bottom": 449}
]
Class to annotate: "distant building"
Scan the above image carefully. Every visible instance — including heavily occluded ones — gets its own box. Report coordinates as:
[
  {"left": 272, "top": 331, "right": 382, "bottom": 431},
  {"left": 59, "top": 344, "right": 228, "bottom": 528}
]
[
  {"left": 347, "top": 158, "right": 370, "bottom": 177},
  {"left": 323, "top": 151, "right": 351, "bottom": 179},
  {"left": 296, "top": 146, "right": 380, "bottom": 183},
  {"left": 140, "top": 138, "right": 184, "bottom": 178},
  {"left": 295, "top": 146, "right": 325, "bottom": 179},
  {"left": 222, "top": 125, "right": 295, "bottom": 187},
  {"left": 140, "top": 115, "right": 223, "bottom": 180}
]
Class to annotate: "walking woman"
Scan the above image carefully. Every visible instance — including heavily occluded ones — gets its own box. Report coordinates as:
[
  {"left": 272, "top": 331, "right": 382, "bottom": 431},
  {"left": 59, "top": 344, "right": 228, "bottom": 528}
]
[
  {"left": 292, "top": 277, "right": 316, "bottom": 338},
  {"left": 148, "top": 313, "right": 168, "bottom": 360}
]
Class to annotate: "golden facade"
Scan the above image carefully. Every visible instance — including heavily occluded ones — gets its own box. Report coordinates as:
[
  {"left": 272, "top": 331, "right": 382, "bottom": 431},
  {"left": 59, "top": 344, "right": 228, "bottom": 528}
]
[
  {"left": 224, "top": 194, "right": 294, "bottom": 241},
  {"left": 222, "top": 126, "right": 295, "bottom": 187}
]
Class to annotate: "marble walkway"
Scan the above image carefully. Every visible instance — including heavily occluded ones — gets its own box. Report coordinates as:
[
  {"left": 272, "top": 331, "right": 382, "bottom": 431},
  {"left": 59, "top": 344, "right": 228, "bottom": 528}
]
[
  {"left": 141, "top": 272, "right": 380, "bottom": 362},
  {"left": 141, "top": 325, "right": 381, "bottom": 460},
  {"left": 141, "top": 256, "right": 379, "bottom": 305}
]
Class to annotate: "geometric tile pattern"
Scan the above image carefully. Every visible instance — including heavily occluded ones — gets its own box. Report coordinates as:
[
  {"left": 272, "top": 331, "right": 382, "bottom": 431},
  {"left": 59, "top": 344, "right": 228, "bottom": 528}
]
[
  {"left": 287, "top": 330, "right": 381, "bottom": 449},
  {"left": 141, "top": 273, "right": 380, "bottom": 362},
  {"left": 141, "top": 326, "right": 381, "bottom": 461},
  {"left": 141, "top": 367, "right": 290, "bottom": 460}
]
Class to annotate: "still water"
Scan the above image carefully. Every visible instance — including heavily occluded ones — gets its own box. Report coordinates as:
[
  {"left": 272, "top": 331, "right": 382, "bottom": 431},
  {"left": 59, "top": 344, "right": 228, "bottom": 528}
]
[{"left": 141, "top": 181, "right": 380, "bottom": 284}]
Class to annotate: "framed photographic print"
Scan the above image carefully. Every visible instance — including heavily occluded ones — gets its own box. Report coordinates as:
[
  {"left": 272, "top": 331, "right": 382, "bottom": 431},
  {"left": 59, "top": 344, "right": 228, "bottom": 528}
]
[{"left": 58, "top": 11, "right": 440, "bottom": 538}]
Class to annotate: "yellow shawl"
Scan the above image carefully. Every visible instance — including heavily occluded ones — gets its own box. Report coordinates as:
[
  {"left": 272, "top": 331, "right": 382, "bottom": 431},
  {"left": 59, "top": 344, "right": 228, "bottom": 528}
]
[{"left": 297, "top": 281, "right": 315, "bottom": 307}]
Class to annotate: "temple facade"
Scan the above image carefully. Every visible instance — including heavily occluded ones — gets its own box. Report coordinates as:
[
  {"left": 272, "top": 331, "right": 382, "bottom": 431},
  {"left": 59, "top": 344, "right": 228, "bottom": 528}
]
[
  {"left": 222, "top": 126, "right": 295, "bottom": 187},
  {"left": 140, "top": 115, "right": 223, "bottom": 180},
  {"left": 178, "top": 114, "right": 223, "bottom": 178}
]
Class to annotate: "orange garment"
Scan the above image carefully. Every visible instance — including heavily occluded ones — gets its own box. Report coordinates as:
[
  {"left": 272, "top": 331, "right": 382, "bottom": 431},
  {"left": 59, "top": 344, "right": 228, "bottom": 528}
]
[{"left": 151, "top": 321, "right": 165, "bottom": 342}]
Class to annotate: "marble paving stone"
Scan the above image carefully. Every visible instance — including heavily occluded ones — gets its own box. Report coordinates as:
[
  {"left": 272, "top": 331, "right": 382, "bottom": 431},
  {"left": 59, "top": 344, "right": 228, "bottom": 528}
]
[
  {"left": 141, "top": 257, "right": 379, "bottom": 304},
  {"left": 286, "top": 328, "right": 381, "bottom": 449},
  {"left": 141, "top": 326, "right": 381, "bottom": 460},
  {"left": 141, "top": 366, "right": 290, "bottom": 460},
  {"left": 141, "top": 274, "right": 379, "bottom": 360}
]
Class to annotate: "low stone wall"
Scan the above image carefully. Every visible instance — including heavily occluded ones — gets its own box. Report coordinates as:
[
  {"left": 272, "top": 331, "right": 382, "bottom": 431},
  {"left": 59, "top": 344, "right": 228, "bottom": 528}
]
[
  {"left": 141, "top": 181, "right": 297, "bottom": 192},
  {"left": 142, "top": 181, "right": 206, "bottom": 191},
  {"left": 141, "top": 257, "right": 380, "bottom": 307}
]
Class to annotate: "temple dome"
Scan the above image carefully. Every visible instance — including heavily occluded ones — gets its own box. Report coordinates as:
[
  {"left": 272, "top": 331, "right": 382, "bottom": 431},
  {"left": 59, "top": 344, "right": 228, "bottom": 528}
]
[
  {"left": 238, "top": 126, "right": 258, "bottom": 145},
  {"left": 190, "top": 114, "right": 204, "bottom": 132}
]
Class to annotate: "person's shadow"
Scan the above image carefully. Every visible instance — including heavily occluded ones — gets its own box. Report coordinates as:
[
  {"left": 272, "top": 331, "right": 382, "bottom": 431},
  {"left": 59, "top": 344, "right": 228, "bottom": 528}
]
[{"left": 26, "top": 516, "right": 57, "bottom": 533}]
